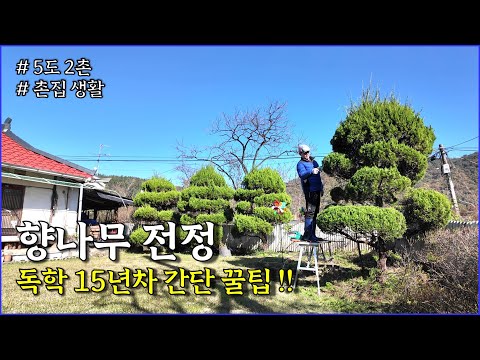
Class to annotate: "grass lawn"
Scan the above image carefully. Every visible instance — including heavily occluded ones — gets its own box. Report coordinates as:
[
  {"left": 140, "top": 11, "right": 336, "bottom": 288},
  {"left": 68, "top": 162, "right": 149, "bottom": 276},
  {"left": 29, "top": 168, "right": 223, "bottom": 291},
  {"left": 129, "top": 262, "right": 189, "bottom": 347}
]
[{"left": 2, "top": 247, "right": 400, "bottom": 315}]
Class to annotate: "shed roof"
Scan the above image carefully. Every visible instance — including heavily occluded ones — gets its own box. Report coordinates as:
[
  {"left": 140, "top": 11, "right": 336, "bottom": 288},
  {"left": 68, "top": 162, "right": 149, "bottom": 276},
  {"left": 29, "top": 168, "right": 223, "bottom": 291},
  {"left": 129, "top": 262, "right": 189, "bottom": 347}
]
[{"left": 82, "top": 187, "right": 134, "bottom": 210}]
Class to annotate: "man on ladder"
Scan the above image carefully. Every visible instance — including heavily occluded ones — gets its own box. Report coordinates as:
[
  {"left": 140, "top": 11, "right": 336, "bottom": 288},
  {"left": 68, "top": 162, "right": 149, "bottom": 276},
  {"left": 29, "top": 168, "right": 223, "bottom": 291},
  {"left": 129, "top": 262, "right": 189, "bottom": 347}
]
[{"left": 296, "top": 144, "right": 324, "bottom": 242}]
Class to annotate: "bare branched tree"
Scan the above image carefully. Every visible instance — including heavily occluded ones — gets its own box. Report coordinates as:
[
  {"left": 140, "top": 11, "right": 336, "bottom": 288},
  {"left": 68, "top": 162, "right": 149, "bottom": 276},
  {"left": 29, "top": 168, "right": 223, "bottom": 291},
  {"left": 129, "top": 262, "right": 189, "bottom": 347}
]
[
  {"left": 176, "top": 160, "right": 198, "bottom": 188},
  {"left": 176, "top": 100, "right": 296, "bottom": 188}
]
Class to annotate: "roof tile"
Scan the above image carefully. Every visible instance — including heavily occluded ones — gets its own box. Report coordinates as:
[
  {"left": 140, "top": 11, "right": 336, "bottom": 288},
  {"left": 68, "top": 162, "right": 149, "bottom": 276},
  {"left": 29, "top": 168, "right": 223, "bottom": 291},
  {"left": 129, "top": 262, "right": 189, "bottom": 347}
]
[{"left": 2, "top": 133, "right": 91, "bottom": 179}]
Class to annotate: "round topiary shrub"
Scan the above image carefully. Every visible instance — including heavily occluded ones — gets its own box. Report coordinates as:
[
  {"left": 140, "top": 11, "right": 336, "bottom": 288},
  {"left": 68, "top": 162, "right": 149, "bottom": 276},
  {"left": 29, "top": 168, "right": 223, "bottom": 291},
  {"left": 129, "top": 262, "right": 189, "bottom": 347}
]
[{"left": 403, "top": 188, "right": 453, "bottom": 235}]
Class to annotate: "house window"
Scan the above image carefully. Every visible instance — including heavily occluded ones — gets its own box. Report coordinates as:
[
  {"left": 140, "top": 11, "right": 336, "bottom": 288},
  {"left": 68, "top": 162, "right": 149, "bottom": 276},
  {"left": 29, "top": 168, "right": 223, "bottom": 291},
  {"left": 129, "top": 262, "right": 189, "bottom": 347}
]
[{"left": 2, "top": 183, "right": 25, "bottom": 236}]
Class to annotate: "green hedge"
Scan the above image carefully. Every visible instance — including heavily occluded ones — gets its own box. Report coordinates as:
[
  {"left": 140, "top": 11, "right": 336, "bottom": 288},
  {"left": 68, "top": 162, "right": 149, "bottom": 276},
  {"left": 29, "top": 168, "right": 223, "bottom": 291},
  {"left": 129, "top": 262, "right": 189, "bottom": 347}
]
[
  {"left": 133, "top": 190, "right": 181, "bottom": 208},
  {"left": 181, "top": 185, "right": 235, "bottom": 201},
  {"left": 141, "top": 177, "right": 176, "bottom": 192},
  {"left": 403, "top": 188, "right": 452, "bottom": 234},
  {"left": 234, "top": 188, "right": 265, "bottom": 201},
  {"left": 233, "top": 214, "right": 273, "bottom": 237},
  {"left": 132, "top": 205, "right": 158, "bottom": 221},
  {"left": 242, "top": 168, "right": 286, "bottom": 193},
  {"left": 253, "top": 193, "right": 291, "bottom": 207},
  {"left": 318, "top": 205, "right": 406, "bottom": 242}
]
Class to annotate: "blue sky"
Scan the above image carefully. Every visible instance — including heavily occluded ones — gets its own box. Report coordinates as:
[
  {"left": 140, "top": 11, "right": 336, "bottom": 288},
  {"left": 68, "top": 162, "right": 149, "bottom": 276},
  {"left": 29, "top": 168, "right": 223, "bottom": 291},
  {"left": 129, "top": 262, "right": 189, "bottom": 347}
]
[{"left": 1, "top": 45, "right": 478, "bottom": 186}]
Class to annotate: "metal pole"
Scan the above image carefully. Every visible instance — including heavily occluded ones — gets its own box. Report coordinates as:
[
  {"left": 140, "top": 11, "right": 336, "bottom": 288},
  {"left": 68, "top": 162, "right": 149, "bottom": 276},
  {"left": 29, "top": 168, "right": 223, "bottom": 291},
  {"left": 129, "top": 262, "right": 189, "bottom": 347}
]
[
  {"left": 438, "top": 144, "right": 460, "bottom": 217},
  {"left": 78, "top": 183, "right": 84, "bottom": 221}
]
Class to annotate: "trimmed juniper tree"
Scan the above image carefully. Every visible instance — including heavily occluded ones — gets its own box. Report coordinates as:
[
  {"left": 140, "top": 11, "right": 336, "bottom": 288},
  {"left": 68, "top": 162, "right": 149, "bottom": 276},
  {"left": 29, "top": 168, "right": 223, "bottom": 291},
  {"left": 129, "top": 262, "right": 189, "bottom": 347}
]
[
  {"left": 402, "top": 188, "right": 452, "bottom": 236},
  {"left": 177, "top": 165, "right": 235, "bottom": 255},
  {"left": 319, "top": 88, "right": 452, "bottom": 273},
  {"left": 233, "top": 168, "right": 293, "bottom": 250},
  {"left": 129, "top": 176, "right": 181, "bottom": 249}
]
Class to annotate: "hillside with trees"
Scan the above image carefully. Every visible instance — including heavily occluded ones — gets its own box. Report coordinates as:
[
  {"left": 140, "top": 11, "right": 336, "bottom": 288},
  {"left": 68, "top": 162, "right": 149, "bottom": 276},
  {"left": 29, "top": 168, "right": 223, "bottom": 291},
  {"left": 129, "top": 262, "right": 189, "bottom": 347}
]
[{"left": 100, "top": 175, "right": 145, "bottom": 199}]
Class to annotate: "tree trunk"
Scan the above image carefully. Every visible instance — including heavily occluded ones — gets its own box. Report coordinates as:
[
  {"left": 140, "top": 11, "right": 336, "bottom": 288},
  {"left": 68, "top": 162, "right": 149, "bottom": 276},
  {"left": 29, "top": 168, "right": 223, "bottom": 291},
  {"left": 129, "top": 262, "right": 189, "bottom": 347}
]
[
  {"left": 377, "top": 251, "right": 387, "bottom": 272},
  {"left": 377, "top": 237, "right": 388, "bottom": 280},
  {"left": 219, "top": 243, "right": 232, "bottom": 257}
]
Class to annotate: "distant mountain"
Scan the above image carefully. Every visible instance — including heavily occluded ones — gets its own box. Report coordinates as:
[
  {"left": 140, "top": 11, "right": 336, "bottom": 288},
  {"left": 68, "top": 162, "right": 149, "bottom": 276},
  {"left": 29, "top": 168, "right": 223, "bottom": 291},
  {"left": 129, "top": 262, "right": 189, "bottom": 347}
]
[{"left": 101, "top": 174, "right": 145, "bottom": 199}]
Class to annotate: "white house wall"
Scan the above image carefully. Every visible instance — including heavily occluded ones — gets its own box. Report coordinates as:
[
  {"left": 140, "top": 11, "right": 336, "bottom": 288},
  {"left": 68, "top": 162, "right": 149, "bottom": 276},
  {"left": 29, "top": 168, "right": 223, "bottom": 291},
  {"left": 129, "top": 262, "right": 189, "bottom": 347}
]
[
  {"left": 22, "top": 187, "right": 54, "bottom": 224},
  {"left": 17, "top": 185, "right": 80, "bottom": 236},
  {"left": 3, "top": 170, "right": 82, "bottom": 224},
  {"left": 51, "top": 187, "right": 80, "bottom": 236}
]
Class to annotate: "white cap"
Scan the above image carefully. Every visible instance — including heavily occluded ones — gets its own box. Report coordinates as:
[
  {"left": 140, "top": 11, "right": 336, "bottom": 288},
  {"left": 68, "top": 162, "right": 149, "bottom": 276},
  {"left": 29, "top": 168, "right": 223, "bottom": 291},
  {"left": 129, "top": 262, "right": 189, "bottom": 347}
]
[{"left": 298, "top": 144, "right": 310, "bottom": 154}]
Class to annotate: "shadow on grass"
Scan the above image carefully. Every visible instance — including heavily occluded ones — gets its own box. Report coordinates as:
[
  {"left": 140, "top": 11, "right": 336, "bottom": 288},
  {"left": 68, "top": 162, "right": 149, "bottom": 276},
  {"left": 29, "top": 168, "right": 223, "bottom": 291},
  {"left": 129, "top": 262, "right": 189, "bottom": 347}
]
[
  {"left": 90, "top": 291, "right": 157, "bottom": 314},
  {"left": 124, "top": 248, "right": 397, "bottom": 314},
  {"left": 212, "top": 252, "right": 402, "bottom": 314},
  {"left": 224, "top": 252, "right": 375, "bottom": 287}
]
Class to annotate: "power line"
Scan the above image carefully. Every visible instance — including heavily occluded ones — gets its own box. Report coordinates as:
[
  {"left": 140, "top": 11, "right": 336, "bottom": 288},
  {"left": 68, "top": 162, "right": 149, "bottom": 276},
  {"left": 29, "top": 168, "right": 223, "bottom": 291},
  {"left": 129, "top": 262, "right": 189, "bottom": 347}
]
[
  {"left": 446, "top": 147, "right": 478, "bottom": 151},
  {"left": 59, "top": 155, "right": 326, "bottom": 163},
  {"left": 444, "top": 136, "right": 478, "bottom": 150},
  {"left": 59, "top": 143, "right": 477, "bottom": 164},
  {"left": 429, "top": 138, "right": 478, "bottom": 159}
]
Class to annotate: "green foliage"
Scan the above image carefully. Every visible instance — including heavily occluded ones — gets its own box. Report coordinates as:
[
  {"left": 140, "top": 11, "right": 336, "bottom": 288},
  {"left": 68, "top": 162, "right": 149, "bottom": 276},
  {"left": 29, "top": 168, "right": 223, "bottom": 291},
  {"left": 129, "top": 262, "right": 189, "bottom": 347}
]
[
  {"left": 242, "top": 168, "right": 286, "bottom": 193},
  {"left": 235, "top": 201, "right": 252, "bottom": 214},
  {"left": 234, "top": 188, "right": 265, "bottom": 201},
  {"left": 317, "top": 205, "right": 406, "bottom": 243},
  {"left": 253, "top": 206, "right": 294, "bottom": 223},
  {"left": 233, "top": 214, "right": 273, "bottom": 237},
  {"left": 253, "top": 193, "right": 291, "bottom": 207},
  {"left": 345, "top": 166, "right": 411, "bottom": 206},
  {"left": 132, "top": 205, "right": 158, "bottom": 221},
  {"left": 320, "top": 89, "right": 438, "bottom": 273},
  {"left": 196, "top": 212, "right": 227, "bottom": 224},
  {"left": 402, "top": 188, "right": 453, "bottom": 234},
  {"left": 157, "top": 210, "right": 175, "bottom": 222},
  {"left": 331, "top": 91, "right": 435, "bottom": 158},
  {"left": 129, "top": 227, "right": 149, "bottom": 246},
  {"left": 187, "top": 198, "right": 231, "bottom": 213},
  {"left": 133, "top": 190, "right": 180, "bottom": 209},
  {"left": 176, "top": 200, "right": 187, "bottom": 212},
  {"left": 181, "top": 185, "right": 235, "bottom": 201},
  {"left": 179, "top": 214, "right": 196, "bottom": 225},
  {"left": 233, "top": 168, "right": 292, "bottom": 240},
  {"left": 141, "top": 177, "right": 176, "bottom": 192},
  {"left": 253, "top": 206, "right": 280, "bottom": 222},
  {"left": 322, "top": 152, "right": 355, "bottom": 179},
  {"left": 178, "top": 166, "right": 234, "bottom": 248},
  {"left": 359, "top": 141, "right": 398, "bottom": 170},
  {"left": 359, "top": 139, "right": 428, "bottom": 185},
  {"left": 132, "top": 176, "right": 179, "bottom": 229},
  {"left": 190, "top": 165, "right": 227, "bottom": 187}
]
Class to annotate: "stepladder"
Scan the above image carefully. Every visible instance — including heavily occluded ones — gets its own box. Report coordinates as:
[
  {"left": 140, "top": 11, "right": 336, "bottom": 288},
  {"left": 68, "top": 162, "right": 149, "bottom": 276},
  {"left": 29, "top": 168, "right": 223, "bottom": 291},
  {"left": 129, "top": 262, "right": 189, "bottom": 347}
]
[{"left": 292, "top": 240, "right": 333, "bottom": 296}]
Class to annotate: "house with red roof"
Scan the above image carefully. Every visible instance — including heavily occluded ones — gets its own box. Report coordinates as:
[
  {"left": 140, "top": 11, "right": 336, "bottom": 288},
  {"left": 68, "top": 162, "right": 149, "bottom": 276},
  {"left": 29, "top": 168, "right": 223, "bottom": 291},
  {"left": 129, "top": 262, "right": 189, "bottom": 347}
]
[{"left": 1, "top": 118, "right": 133, "bottom": 262}]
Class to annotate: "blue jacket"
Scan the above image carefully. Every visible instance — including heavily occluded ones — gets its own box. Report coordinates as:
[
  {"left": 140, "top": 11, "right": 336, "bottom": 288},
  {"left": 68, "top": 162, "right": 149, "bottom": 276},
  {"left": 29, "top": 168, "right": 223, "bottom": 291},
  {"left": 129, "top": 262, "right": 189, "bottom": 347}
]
[{"left": 297, "top": 158, "right": 324, "bottom": 193}]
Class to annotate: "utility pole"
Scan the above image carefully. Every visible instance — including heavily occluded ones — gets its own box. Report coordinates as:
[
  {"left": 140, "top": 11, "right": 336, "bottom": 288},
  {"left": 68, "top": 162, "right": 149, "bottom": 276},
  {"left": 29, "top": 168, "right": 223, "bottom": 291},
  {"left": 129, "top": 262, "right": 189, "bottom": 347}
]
[
  {"left": 94, "top": 144, "right": 109, "bottom": 176},
  {"left": 438, "top": 144, "right": 460, "bottom": 217}
]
